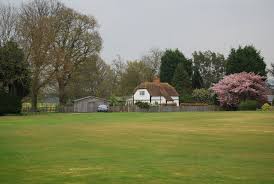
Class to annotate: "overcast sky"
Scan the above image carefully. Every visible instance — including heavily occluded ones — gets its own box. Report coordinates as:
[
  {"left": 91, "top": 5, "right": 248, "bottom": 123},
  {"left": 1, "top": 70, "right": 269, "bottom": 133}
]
[{"left": 3, "top": 0, "right": 274, "bottom": 66}]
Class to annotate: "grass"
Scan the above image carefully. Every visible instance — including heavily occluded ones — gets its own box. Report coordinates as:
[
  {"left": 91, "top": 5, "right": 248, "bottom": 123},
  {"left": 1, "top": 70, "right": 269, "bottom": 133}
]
[{"left": 0, "top": 112, "right": 274, "bottom": 184}]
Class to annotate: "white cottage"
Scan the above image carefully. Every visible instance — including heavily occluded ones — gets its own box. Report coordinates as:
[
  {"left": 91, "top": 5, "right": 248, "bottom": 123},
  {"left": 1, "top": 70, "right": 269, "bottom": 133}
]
[{"left": 130, "top": 79, "right": 180, "bottom": 106}]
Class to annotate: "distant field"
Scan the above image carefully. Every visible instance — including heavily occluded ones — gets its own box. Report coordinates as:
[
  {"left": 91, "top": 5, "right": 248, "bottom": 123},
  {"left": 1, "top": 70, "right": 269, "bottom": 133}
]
[{"left": 0, "top": 112, "right": 274, "bottom": 184}]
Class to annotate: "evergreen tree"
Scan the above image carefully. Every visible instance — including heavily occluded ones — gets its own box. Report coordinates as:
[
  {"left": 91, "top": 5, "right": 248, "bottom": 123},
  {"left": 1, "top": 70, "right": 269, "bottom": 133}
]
[
  {"left": 172, "top": 63, "right": 192, "bottom": 96},
  {"left": 226, "top": 45, "right": 267, "bottom": 76},
  {"left": 0, "top": 41, "right": 30, "bottom": 97},
  {"left": 160, "top": 49, "right": 191, "bottom": 84},
  {"left": 0, "top": 41, "right": 30, "bottom": 114}
]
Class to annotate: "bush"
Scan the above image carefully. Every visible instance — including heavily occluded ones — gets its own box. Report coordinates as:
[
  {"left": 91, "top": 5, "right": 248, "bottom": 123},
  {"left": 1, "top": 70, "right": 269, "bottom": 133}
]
[
  {"left": 180, "top": 94, "right": 194, "bottom": 103},
  {"left": 192, "top": 88, "right": 211, "bottom": 103},
  {"left": 109, "top": 95, "right": 119, "bottom": 106},
  {"left": 261, "top": 103, "right": 272, "bottom": 111},
  {"left": 0, "top": 91, "right": 22, "bottom": 115},
  {"left": 238, "top": 100, "right": 258, "bottom": 111},
  {"left": 135, "top": 101, "right": 150, "bottom": 110}
]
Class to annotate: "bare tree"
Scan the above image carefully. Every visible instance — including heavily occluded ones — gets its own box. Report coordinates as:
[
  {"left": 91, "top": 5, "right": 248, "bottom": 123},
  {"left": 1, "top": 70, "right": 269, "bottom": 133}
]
[
  {"left": 17, "top": 0, "right": 63, "bottom": 111},
  {"left": 141, "top": 48, "right": 163, "bottom": 76},
  {"left": 120, "top": 60, "right": 154, "bottom": 96},
  {"left": 110, "top": 55, "right": 127, "bottom": 95},
  {"left": 67, "top": 56, "right": 113, "bottom": 100},
  {"left": 0, "top": 3, "right": 17, "bottom": 44},
  {"left": 52, "top": 7, "right": 102, "bottom": 105}
]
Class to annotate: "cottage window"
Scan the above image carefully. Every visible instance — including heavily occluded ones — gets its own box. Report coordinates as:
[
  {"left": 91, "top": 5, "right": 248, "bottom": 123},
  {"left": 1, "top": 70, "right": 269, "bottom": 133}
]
[{"left": 139, "top": 91, "right": 145, "bottom": 96}]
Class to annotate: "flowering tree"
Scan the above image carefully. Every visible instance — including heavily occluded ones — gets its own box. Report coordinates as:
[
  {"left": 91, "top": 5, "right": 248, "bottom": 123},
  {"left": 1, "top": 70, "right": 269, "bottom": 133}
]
[{"left": 211, "top": 72, "right": 267, "bottom": 109}]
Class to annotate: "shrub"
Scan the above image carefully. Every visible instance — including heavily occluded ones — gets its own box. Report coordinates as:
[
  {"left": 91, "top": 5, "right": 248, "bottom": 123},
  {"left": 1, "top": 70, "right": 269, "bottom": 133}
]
[
  {"left": 180, "top": 94, "right": 194, "bottom": 103},
  {"left": 135, "top": 101, "right": 150, "bottom": 110},
  {"left": 238, "top": 100, "right": 258, "bottom": 111},
  {"left": 261, "top": 103, "right": 272, "bottom": 111},
  {"left": 192, "top": 88, "right": 211, "bottom": 103},
  {"left": 109, "top": 95, "right": 119, "bottom": 106},
  {"left": 0, "top": 91, "right": 22, "bottom": 115}
]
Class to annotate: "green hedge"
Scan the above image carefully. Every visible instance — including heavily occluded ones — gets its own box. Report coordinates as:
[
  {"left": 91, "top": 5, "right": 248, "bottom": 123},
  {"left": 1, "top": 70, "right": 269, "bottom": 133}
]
[
  {"left": 192, "top": 88, "right": 211, "bottom": 103},
  {"left": 238, "top": 100, "right": 258, "bottom": 111},
  {"left": 135, "top": 101, "right": 150, "bottom": 110},
  {"left": 0, "top": 91, "right": 22, "bottom": 115},
  {"left": 180, "top": 94, "right": 195, "bottom": 103}
]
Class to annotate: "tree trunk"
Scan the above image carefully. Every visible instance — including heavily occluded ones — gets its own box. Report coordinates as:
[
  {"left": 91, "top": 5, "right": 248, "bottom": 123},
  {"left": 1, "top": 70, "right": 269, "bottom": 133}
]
[
  {"left": 58, "top": 80, "right": 66, "bottom": 106},
  {"left": 31, "top": 92, "right": 38, "bottom": 112}
]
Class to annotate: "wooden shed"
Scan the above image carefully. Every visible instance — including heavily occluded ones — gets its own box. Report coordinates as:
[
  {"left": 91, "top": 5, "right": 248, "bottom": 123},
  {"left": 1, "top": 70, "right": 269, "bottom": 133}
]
[{"left": 73, "top": 96, "right": 109, "bottom": 112}]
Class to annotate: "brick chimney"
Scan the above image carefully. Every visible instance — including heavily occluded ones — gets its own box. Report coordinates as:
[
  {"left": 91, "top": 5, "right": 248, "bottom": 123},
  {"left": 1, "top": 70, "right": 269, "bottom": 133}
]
[{"left": 153, "top": 76, "right": 160, "bottom": 84}]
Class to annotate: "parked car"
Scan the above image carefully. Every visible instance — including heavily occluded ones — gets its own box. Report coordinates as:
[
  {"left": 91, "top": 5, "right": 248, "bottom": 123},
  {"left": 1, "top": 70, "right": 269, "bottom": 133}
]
[{"left": 97, "top": 104, "right": 108, "bottom": 112}]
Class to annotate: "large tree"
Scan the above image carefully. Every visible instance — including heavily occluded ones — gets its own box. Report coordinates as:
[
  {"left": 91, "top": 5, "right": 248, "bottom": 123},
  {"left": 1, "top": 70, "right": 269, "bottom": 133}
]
[
  {"left": 0, "top": 41, "right": 30, "bottom": 114},
  {"left": 17, "top": 0, "right": 62, "bottom": 111},
  {"left": 0, "top": 41, "right": 30, "bottom": 97},
  {"left": 141, "top": 48, "right": 163, "bottom": 77},
  {"left": 226, "top": 45, "right": 267, "bottom": 76},
  {"left": 121, "top": 60, "right": 154, "bottom": 95},
  {"left": 52, "top": 6, "right": 102, "bottom": 105},
  {"left": 160, "top": 49, "right": 191, "bottom": 84},
  {"left": 66, "top": 56, "right": 112, "bottom": 100},
  {"left": 110, "top": 55, "right": 127, "bottom": 96},
  {"left": 192, "top": 50, "right": 226, "bottom": 88}
]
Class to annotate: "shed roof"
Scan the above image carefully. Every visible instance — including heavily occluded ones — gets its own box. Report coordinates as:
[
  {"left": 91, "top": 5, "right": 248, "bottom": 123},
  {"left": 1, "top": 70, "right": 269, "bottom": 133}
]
[{"left": 74, "top": 96, "right": 109, "bottom": 102}]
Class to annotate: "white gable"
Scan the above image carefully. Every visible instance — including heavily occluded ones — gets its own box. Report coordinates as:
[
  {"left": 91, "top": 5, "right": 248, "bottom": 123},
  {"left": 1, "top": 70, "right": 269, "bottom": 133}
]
[{"left": 134, "top": 89, "right": 150, "bottom": 102}]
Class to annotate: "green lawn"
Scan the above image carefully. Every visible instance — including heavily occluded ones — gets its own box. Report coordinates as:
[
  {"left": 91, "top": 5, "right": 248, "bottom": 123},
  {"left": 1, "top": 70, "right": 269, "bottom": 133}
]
[{"left": 0, "top": 112, "right": 274, "bottom": 184}]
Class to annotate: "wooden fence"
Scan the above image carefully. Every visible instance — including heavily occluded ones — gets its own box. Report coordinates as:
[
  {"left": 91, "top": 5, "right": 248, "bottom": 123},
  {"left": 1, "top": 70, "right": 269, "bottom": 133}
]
[
  {"left": 110, "top": 105, "right": 220, "bottom": 112},
  {"left": 22, "top": 105, "right": 74, "bottom": 113},
  {"left": 22, "top": 104, "right": 219, "bottom": 113}
]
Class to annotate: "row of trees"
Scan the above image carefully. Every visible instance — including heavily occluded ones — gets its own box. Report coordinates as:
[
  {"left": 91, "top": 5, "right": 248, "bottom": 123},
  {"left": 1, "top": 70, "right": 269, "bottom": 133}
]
[
  {"left": 0, "top": 0, "right": 102, "bottom": 111},
  {"left": 158, "top": 45, "right": 269, "bottom": 103},
  {"left": 1, "top": 1, "right": 273, "bottom": 113}
]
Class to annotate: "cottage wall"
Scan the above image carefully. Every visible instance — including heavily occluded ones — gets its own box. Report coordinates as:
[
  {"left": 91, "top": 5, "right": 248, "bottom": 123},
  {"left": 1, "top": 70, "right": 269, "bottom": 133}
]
[
  {"left": 171, "top": 96, "right": 179, "bottom": 106},
  {"left": 133, "top": 90, "right": 179, "bottom": 106},
  {"left": 133, "top": 89, "right": 150, "bottom": 102},
  {"left": 151, "top": 96, "right": 167, "bottom": 105}
]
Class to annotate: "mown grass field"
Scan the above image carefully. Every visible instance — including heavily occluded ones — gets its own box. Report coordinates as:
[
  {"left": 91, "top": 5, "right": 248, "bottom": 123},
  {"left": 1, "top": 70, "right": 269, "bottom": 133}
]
[{"left": 0, "top": 112, "right": 274, "bottom": 184}]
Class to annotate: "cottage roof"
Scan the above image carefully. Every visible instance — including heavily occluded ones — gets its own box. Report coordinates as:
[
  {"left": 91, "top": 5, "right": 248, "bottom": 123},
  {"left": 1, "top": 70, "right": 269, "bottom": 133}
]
[{"left": 134, "top": 82, "right": 179, "bottom": 101}]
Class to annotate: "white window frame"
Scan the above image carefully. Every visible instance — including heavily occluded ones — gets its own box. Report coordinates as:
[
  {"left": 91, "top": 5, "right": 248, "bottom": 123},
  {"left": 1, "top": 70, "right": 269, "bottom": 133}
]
[{"left": 139, "top": 91, "right": 145, "bottom": 96}]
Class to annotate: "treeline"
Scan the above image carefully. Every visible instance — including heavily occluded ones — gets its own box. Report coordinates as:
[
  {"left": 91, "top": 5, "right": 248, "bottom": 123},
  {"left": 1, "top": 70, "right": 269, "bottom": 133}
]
[
  {"left": 0, "top": 0, "right": 102, "bottom": 112},
  {"left": 0, "top": 0, "right": 273, "bottom": 113}
]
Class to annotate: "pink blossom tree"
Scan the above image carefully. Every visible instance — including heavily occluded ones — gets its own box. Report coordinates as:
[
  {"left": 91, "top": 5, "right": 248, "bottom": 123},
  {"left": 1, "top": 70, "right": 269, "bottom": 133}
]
[{"left": 211, "top": 72, "right": 267, "bottom": 109}]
